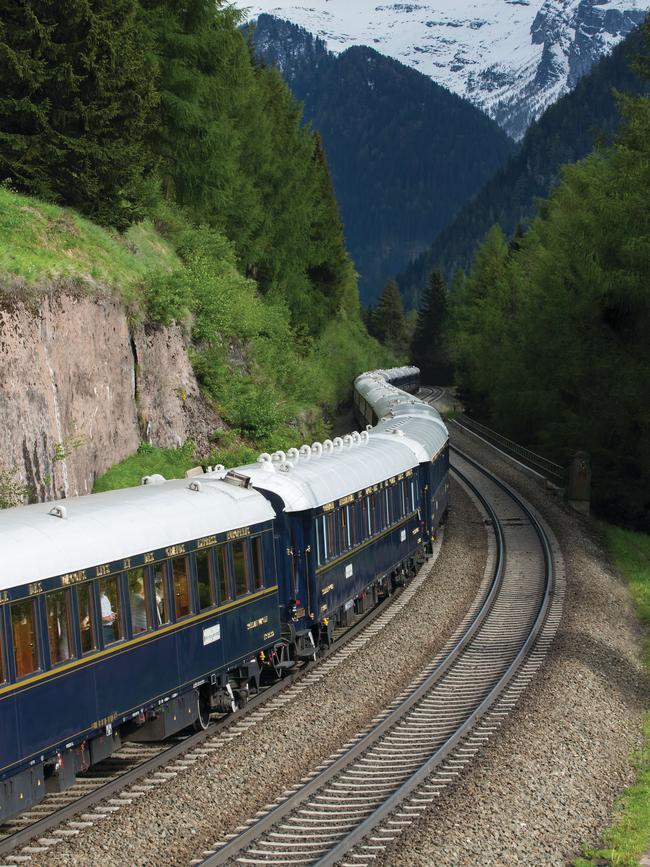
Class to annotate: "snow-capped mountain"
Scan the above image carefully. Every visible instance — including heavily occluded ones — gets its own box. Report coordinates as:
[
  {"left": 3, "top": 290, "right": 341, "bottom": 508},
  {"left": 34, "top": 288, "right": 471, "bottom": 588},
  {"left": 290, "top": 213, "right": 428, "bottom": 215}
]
[{"left": 235, "top": 0, "right": 648, "bottom": 137}]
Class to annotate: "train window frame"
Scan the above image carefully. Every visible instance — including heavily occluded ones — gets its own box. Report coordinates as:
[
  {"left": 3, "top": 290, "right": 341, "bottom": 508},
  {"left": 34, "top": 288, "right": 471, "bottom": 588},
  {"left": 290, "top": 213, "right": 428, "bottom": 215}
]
[
  {"left": 151, "top": 561, "right": 171, "bottom": 628},
  {"left": 339, "top": 507, "right": 349, "bottom": 552},
  {"left": 250, "top": 536, "right": 265, "bottom": 591},
  {"left": 195, "top": 548, "right": 216, "bottom": 612},
  {"left": 325, "top": 512, "right": 337, "bottom": 560},
  {"left": 232, "top": 539, "right": 250, "bottom": 598},
  {"left": 127, "top": 566, "right": 151, "bottom": 636},
  {"left": 216, "top": 544, "right": 232, "bottom": 604},
  {"left": 76, "top": 580, "right": 98, "bottom": 656},
  {"left": 171, "top": 555, "right": 192, "bottom": 621},
  {"left": 0, "top": 609, "right": 6, "bottom": 684},
  {"left": 99, "top": 573, "right": 125, "bottom": 647},
  {"left": 10, "top": 597, "right": 41, "bottom": 680},
  {"left": 45, "top": 587, "right": 74, "bottom": 668}
]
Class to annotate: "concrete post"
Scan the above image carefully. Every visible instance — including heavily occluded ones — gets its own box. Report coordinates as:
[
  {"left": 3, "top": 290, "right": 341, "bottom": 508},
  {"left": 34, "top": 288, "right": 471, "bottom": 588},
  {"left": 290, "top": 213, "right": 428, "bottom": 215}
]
[{"left": 567, "top": 451, "right": 591, "bottom": 516}]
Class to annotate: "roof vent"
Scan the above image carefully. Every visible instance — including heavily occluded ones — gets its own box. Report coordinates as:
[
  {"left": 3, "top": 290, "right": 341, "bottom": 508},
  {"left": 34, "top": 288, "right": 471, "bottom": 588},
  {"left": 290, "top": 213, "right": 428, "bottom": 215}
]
[
  {"left": 322, "top": 439, "right": 334, "bottom": 454},
  {"left": 286, "top": 447, "right": 300, "bottom": 462},
  {"left": 360, "top": 431, "right": 370, "bottom": 444},
  {"left": 299, "top": 444, "right": 311, "bottom": 460},
  {"left": 279, "top": 462, "right": 292, "bottom": 473},
  {"left": 343, "top": 435, "right": 353, "bottom": 448},
  {"left": 49, "top": 505, "right": 67, "bottom": 519},
  {"left": 311, "top": 442, "right": 323, "bottom": 457},
  {"left": 271, "top": 450, "right": 286, "bottom": 464},
  {"left": 214, "top": 464, "right": 225, "bottom": 473},
  {"left": 141, "top": 474, "right": 166, "bottom": 486},
  {"left": 224, "top": 470, "right": 252, "bottom": 489},
  {"left": 188, "top": 480, "right": 203, "bottom": 492},
  {"left": 332, "top": 437, "right": 343, "bottom": 451},
  {"left": 257, "top": 453, "right": 272, "bottom": 464}
]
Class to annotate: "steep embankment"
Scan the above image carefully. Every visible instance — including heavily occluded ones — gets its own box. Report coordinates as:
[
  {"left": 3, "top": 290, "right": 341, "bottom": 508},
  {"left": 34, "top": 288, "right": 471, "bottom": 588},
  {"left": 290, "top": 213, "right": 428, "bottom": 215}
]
[{"left": 0, "top": 189, "right": 220, "bottom": 500}]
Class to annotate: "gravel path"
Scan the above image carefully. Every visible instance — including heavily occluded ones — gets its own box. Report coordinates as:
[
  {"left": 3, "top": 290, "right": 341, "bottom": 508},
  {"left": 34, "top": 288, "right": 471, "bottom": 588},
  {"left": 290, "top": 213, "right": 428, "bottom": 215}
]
[
  {"left": 39, "top": 479, "right": 487, "bottom": 867},
  {"left": 372, "top": 425, "right": 648, "bottom": 867}
]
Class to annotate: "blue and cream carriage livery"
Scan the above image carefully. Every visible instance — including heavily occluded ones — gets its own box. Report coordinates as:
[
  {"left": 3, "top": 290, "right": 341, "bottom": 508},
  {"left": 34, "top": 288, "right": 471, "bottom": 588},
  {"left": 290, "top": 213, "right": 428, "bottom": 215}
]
[{"left": 0, "top": 367, "right": 448, "bottom": 821}]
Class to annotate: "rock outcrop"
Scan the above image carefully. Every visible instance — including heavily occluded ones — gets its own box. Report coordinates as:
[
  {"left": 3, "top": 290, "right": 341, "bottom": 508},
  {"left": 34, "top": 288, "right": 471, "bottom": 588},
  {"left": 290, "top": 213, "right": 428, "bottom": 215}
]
[{"left": 0, "top": 290, "right": 220, "bottom": 502}]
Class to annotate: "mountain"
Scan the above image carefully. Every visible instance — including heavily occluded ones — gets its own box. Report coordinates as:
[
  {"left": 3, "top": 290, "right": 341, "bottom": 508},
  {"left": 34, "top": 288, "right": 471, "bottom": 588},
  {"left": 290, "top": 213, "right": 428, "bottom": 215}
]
[
  {"left": 252, "top": 15, "right": 514, "bottom": 303},
  {"left": 397, "top": 23, "right": 650, "bottom": 306},
  {"left": 237, "top": 0, "right": 647, "bottom": 139}
]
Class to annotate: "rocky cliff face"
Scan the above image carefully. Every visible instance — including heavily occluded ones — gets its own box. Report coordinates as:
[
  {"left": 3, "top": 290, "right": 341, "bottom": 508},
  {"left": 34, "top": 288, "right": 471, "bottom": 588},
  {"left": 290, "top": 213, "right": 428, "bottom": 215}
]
[{"left": 0, "top": 290, "right": 219, "bottom": 502}]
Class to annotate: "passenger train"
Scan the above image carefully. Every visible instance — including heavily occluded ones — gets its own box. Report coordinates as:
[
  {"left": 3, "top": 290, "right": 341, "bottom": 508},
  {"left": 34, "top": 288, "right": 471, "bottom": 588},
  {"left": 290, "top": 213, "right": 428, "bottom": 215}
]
[{"left": 0, "top": 367, "right": 448, "bottom": 821}]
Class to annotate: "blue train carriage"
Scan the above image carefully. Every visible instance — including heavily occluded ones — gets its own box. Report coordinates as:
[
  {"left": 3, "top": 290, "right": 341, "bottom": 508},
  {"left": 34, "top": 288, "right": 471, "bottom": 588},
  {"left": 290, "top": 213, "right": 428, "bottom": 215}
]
[
  {"left": 354, "top": 368, "right": 450, "bottom": 547},
  {"left": 0, "top": 472, "right": 280, "bottom": 822}
]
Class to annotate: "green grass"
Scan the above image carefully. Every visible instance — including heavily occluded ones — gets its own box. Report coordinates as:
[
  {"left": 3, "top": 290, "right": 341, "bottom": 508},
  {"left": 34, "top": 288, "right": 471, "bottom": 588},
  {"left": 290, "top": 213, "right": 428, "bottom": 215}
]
[
  {"left": 0, "top": 186, "right": 178, "bottom": 300},
  {"left": 578, "top": 525, "right": 650, "bottom": 867}
]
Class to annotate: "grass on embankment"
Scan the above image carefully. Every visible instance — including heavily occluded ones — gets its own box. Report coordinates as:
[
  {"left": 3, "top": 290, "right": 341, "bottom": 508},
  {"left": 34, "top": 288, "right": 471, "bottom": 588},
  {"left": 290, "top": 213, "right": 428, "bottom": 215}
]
[
  {"left": 0, "top": 185, "right": 177, "bottom": 299},
  {"left": 577, "top": 526, "right": 650, "bottom": 867}
]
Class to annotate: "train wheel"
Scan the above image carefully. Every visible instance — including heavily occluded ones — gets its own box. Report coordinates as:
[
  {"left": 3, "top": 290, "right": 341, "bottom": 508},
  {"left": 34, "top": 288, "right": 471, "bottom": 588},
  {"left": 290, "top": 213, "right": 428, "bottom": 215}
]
[{"left": 193, "top": 691, "right": 211, "bottom": 732}]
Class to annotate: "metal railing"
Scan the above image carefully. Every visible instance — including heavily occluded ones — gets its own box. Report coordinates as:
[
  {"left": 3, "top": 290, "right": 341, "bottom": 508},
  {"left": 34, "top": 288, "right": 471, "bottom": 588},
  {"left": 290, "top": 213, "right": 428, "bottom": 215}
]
[{"left": 456, "top": 415, "right": 566, "bottom": 488}]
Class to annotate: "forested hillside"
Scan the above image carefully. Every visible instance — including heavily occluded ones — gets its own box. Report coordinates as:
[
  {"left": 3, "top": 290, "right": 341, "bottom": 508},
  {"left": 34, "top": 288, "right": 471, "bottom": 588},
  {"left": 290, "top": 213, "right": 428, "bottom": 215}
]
[
  {"left": 398, "top": 23, "right": 650, "bottom": 307},
  {"left": 0, "top": 0, "right": 389, "bottom": 495},
  {"left": 252, "top": 14, "right": 514, "bottom": 303},
  {"left": 448, "top": 58, "right": 650, "bottom": 529}
]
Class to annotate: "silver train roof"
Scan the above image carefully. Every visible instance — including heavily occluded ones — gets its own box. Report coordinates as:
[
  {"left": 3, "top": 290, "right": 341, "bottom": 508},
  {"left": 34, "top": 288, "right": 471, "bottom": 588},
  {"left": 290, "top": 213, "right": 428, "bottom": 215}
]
[{"left": 0, "top": 479, "right": 274, "bottom": 589}]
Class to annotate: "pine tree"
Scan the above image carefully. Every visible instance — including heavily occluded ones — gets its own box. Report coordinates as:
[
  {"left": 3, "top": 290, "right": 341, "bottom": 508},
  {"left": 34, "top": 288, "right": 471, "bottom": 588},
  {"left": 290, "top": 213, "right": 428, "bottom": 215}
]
[
  {"left": 0, "top": 0, "right": 158, "bottom": 229},
  {"left": 372, "top": 279, "right": 407, "bottom": 352},
  {"left": 411, "top": 269, "right": 451, "bottom": 384}
]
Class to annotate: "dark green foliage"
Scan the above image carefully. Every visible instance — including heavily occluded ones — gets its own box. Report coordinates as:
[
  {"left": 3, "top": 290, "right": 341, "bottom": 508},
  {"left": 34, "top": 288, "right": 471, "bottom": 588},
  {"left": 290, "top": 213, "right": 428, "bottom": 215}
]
[
  {"left": 399, "top": 22, "right": 650, "bottom": 305},
  {"left": 449, "top": 93, "right": 650, "bottom": 529},
  {"left": 370, "top": 279, "right": 407, "bottom": 355},
  {"left": 252, "top": 14, "right": 514, "bottom": 304},
  {"left": 411, "top": 270, "right": 452, "bottom": 386},
  {"left": 0, "top": 0, "right": 158, "bottom": 229}
]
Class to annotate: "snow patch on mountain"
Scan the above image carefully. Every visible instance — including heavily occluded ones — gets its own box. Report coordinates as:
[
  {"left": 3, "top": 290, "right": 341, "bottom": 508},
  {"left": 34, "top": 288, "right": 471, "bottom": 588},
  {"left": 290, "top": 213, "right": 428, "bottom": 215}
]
[{"left": 235, "top": 0, "right": 648, "bottom": 137}]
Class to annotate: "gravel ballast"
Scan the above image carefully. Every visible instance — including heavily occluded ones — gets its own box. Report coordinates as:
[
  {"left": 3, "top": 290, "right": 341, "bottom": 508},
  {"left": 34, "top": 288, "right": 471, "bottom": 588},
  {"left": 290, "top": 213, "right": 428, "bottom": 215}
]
[
  {"left": 373, "top": 425, "right": 648, "bottom": 866},
  {"left": 39, "top": 479, "right": 487, "bottom": 867}
]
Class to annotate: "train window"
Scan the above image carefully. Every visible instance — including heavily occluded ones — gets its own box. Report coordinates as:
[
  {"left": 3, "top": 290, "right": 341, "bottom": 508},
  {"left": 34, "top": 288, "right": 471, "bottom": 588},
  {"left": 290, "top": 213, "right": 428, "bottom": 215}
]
[
  {"left": 99, "top": 575, "right": 123, "bottom": 646},
  {"left": 196, "top": 550, "right": 215, "bottom": 611},
  {"left": 315, "top": 517, "right": 323, "bottom": 566},
  {"left": 347, "top": 504, "right": 356, "bottom": 547},
  {"left": 340, "top": 508, "right": 349, "bottom": 551},
  {"left": 152, "top": 562, "right": 170, "bottom": 626},
  {"left": 128, "top": 567, "right": 150, "bottom": 635},
  {"left": 0, "top": 617, "right": 4, "bottom": 683},
  {"left": 250, "top": 537, "right": 265, "bottom": 590},
  {"left": 232, "top": 541, "right": 249, "bottom": 597},
  {"left": 172, "top": 557, "right": 192, "bottom": 619},
  {"left": 361, "top": 497, "right": 370, "bottom": 539},
  {"left": 325, "top": 513, "right": 337, "bottom": 559},
  {"left": 217, "top": 545, "right": 231, "bottom": 603},
  {"left": 411, "top": 480, "right": 417, "bottom": 509},
  {"left": 46, "top": 588, "right": 73, "bottom": 666},
  {"left": 77, "top": 582, "right": 97, "bottom": 654},
  {"left": 11, "top": 599, "right": 39, "bottom": 678}
]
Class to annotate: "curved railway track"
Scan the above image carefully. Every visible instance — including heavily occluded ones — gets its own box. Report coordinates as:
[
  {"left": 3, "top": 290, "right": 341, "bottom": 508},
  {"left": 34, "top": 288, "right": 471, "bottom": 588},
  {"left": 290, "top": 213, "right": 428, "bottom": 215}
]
[
  {"left": 0, "top": 534, "right": 445, "bottom": 865},
  {"left": 193, "top": 445, "right": 564, "bottom": 867}
]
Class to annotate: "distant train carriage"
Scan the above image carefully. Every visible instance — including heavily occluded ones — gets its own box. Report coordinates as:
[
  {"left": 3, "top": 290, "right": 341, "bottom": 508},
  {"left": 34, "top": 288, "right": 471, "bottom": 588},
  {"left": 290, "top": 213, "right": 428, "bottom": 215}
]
[{"left": 0, "top": 366, "right": 449, "bottom": 823}]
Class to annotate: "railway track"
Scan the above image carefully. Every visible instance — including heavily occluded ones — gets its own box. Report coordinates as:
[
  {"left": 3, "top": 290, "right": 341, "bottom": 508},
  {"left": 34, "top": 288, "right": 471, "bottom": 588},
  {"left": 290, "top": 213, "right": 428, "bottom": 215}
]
[
  {"left": 0, "top": 534, "right": 445, "bottom": 866},
  {"left": 192, "top": 445, "right": 564, "bottom": 867}
]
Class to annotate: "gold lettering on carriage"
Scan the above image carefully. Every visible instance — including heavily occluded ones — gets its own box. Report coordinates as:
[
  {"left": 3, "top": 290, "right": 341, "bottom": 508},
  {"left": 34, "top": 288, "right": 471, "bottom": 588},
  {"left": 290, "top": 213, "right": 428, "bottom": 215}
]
[
  {"left": 227, "top": 526, "right": 250, "bottom": 540},
  {"left": 339, "top": 494, "right": 354, "bottom": 506},
  {"left": 96, "top": 564, "right": 111, "bottom": 578},
  {"left": 61, "top": 570, "right": 87, "bottom": 586},
  {"left": 0, "top": 591, "right": 8, "bottom": 604},
  {"left": 247, "top": 615, "right": 269, "bottom": 631},
  {"left": 197, "top": 534, "right": 217, "bottom": 549},
  {"left": 144, "top": 552, "right": 155, "bottom": 564},
  {"left": 28, "top": 582, "right": 43, "bottom": 596},
  {"left": 165, "top": 543, "right": 186, "bottom": 557}
]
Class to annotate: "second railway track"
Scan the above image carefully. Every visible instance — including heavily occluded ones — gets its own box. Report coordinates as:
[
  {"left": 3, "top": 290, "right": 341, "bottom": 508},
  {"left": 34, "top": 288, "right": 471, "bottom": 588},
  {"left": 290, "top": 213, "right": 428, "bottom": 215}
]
[{"left": 193, "top": 444, "right": 565, "bottom": 867}]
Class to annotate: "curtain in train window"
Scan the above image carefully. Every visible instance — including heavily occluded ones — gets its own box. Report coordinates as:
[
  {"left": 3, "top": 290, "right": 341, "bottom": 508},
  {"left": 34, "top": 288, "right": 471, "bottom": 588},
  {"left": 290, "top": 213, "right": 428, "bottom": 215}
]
[
  {"left": 385, "top": 488, "right": 391, "bottom": 525},
  {"left": 217, "top": 545, "right": 231, "bottom": 603},
  {"left": 99, "top": 575, "right": 123, "bottom": 645},
  {"left": 250, "top": 537, "right": 265, "bottom": 590},
  {"left": 196, "top": 550, "right": 215, "bottom": 611},
  {"left": 347, "top": 504, "right": 356, "bottom": 547},
  {"left": 340, "top": 508, "right": 348, "bottom": 551},
  {"left": 152, "top": 562, "right": 170, "bottom": 626},
  {"left": 128, "top": 567, "right": 150, "bottom": 635},
  {"left": 77, "top": 582, "right": 97, "bottom": 654},
  {"left": 11, "top": 599, "right": 39, "bottom": 678},
  {"left": 172, "top": 557, "right": 191, "bottom": 619},
  {"left": 325, "top": 513, "right": 337, "bottom": 558},
  {"left": 0, "top": 618, "right": 4, "bottom": 683},
  {"left": 315, "top": 517, "right": 323, "bottom": 566},
  {"left": 232, "top": 541, "right": 249, "bottom": 597},
  {"left": 46, "top": 588, "right": 73, "bottom": 665}
]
